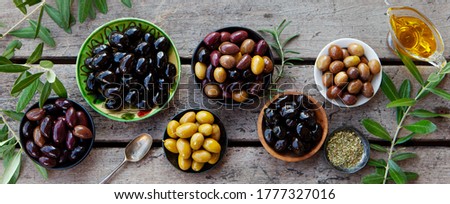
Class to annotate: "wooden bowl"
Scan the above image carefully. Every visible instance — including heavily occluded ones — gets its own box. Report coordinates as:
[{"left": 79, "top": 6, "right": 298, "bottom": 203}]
[{"left": 257, "top": 91, "right": 328, "bottom": 162}]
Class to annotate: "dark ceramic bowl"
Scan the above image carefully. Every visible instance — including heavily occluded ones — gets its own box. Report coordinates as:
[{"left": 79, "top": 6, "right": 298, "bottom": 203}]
[
  {"left": 19, "top": 98, "right": 95, "bottom": 170},
  {"left": 163, "top": 109, "right": 227, "bottom": 173},
  {"left": 191, "top": 26, "right": 274, "bottom": 107}
]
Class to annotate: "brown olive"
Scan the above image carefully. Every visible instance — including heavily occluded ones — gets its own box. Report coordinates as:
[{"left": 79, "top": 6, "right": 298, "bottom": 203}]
[
  {"left": 329, "top": 60, "right": 344, "bottom": 74},
  {"left": 213, "top": 67, "right": 227, "bottom": 83},
  {"left": 342, "top": 48, "right": 350, "bottom": 59},
  {"left": 326, "top": 86, "right": 342, "bottom": 99},
  {"left": 347, "top": 79, "right": 363, "bottom": 94},
  {"left": 347, "top": 43, "right": 365, "bottom": 57},
  {"left": 204, "top": 84, "right": 221, "bottom": 98},
  {"left": 362, "top": 82, "right": 374, "bottom": 97},
  {"left": 346, "top": 67, "right": 360, "bottom": 79},
  {"left": 33, "top": 126, "right": 46, "bottom": 147},
  {"left": 328, "top": 45, "right": 343, "bottom": 60},
  {"left": 232, "top": 90, "right": 249, "bottom": 102},
  {"left": 343, "top": 56, "right": 361, "bottom": 68},
  {"left": 26, "top": 108, "right": 45, "bottom": 121},
  {"left": 358, "top": 63, "right": 371, "bottom": 82},
  {"left": 219, "top": 55, "right": 236, "bottom": 69},
  {"left": 341, "top": 92, "right": 357, "bottom": 105},
  {"left": 263, "top": 56, "right": 274, "bottom": 73},
  {"left": 72, "top": 125, "right": 93, "bottom": 139},
  {"left": 194, "top": 62, "right": 207, "bottom": 80},
  {"left": 240, "top": 39, "right": 255, "bottom": 54},
  {"left": 368, "top": 59, "right": 381, "bottom": 75},
  {"left": 316, "top": 55, "right": 331, "bottom": 72},
  {"left": 218, "top": 42, "right": 240, "bottom": 55},
  {"left": 322, "top": 72, "right": 333, "bottom": 88},
  {"left": 334, "top": 71, "right": 348, "bottom": 87},
  {"left": 236, "top": 54, "right": 251, "bottom": 70},
  {"left": 233, "top": 52, "right": 243, "bottom": 63},
  {"left": 360, "top": 56, "right": 369, "bottom": 64}
]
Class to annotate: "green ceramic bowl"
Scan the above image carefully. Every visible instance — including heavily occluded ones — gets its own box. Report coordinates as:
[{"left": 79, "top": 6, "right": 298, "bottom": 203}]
[{"left": 76, "top": 18, "right": 181, "bottom": 122}]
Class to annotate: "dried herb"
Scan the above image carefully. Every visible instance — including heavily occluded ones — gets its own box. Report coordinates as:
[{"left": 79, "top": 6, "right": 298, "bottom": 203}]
[{"left": 327, "top": 130, "right": 363, "bottom": 169}]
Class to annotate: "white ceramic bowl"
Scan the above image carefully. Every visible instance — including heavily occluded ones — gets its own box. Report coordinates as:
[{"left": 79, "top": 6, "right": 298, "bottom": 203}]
[{"left": 314, "top": 38, "right": 382, "bottom": 108}]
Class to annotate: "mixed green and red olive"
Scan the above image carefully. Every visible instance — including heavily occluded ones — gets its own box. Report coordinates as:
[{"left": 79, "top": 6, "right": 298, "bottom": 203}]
[
  {"left": 84, "top": 26, "right": 177, "bottom": 111},
  {"left": 21, "top": 98, "right": 94, "bottom": 168},
  {"left": 262, "top": 94, "right": 323, "bottom": 155},
  {"left": 194, "top": 28, "right": 273, "bottom": 103}
]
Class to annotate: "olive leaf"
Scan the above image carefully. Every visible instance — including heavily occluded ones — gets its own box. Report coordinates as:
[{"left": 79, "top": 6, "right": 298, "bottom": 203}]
[
  {"left": 370, "top": 144, "right": 387, "bottom": 152},
  {"left": 34, "top": 6, "right": 45, "bottom": 39},
  {"left": 428, "top": 87, "right": 450, "bottom": 101},
  {"left": 44, "top": 4, "right": 66, "bottom": 31},
  {"left": 57, "top": 0, "right": 72, "bottom": 29},
  {"left": 362, "top": 119, "right": 391, "bottom": 141},
  {"left": 362, "top": 173, "right": 384, "bottom": 184},
  {"left": 16, "top": 79, "right": 39, "bottom": 112},
  {"left": 40, "top": 60, "right": 54, "bottom": 69},
  {"left": 52, "top": 77, "right": 67, "bottom": 98},
  {"left": 427, "top": 72, "right": 440, "bottom": 83},
  {"left": 397, "top": 51, "right": 424, "bottom": 85},
  {"left": 405, "top": 172, "right": 419, "bottom": 181},
  {"left": 34, "top": 163, "right": 48, "bottom": 179},
  {"left": 0, "top": 64, "right": 30, "bottom": 73},
  {"left": 367, "top": 159, "right": 386, "bottom": 167},
  {"left": 2, "top": 110, "right": 25, "bottom": 121},
  {"left": 10, "top": 72, "right": 44, "bottom": 95},
  {"left": 1, "top": 150, "right": 22, "bottom": 184},
  {"left": 78, "top": 0, "right": 91, "bottom": 23},
  {"left": 26, "top": 42, "right": 44, "bottom": 64},
  {"left": 404, "top": 120, "right": 437, "bottom": 134},
  {"left": 121, "top": 0, "right": 132, "bottom": 8},
  {"left": 395, "top": 133, "right": 415, "bottom": 145},
  {"left": 0, "top": 57, "right": 13, "bottom": 65},
  {"left": 39, "top": 81, "right": 52, "bottom": 108},
  {"left": 409, "top": 109, "right": 450, "bottom": 118},
  {"left": 380, "top": 71, "right": 400, "bottom": 102},
  {"left": 386, "top": 98, "right": 416, "bottom": 108},
  {"left": 2, "top": 40, "right": 22, "bottom": 59},
  {"left": 14, "top": 0, "right": 27, "bottom": 14},
  {"left": 29, "top": 19, "right": 56, "bottom": 47},
  {"left": 443, "top": 63, "right": 450, "bottom": 74},
  {"left": 46, "top": 70, "right": 56, "bottom": 83},
  {"left": 388, "top": 159, "right": 407, "bottom": 184},
  {"left": 392, "top": 152, "right": 417, "bottom": 162},
  {"left": 94, "top": 0, "right": 108, "bottom": 14}
]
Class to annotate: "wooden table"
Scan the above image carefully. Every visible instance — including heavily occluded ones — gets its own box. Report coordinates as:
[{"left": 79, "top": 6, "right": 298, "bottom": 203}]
[{"left": 1, "top": 0, "right": 449, "bottom": 184}]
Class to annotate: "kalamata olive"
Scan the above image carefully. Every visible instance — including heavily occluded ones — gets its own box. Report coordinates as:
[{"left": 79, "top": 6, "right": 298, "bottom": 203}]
[
  {"left": 202, "top": 138, "right": 221, "bottom": 153},
  {"left": 326, "top": 85, "right": 342, "bottom": 99},
  {"left": 134, "top": 42, "right": 152, "bottom": 56},
  {"left": 347, "top": 43, "right": 365, "bottom": 57},
  {"left": 316, "top": 55, "right": 331, "bottom": 72},
  {"left": 209, "top": 50, "right": 221, "bottom": 67},
  {"left": 342, "top": 48, "right": 350, "bottom": 59},
  {"left": 105, "top": 96, "right": 122, "bottom": 110},
  {"left": 263, "top": 56, "right": 274, "bottom": 73},
  {"left": 251, "top": 55, "right": 264, "bottom": 75},
  {"left": 219, "top": 55, "right": 236, "bottom": 69},
  {"left": 368, "top": 59, "right": 381, "bottom": 75},
  {"left": 274, "top": 139, "right": 288, "bottom": 152},
  {"left": 86, "top": 73, "right": 97, "bottom": 91},
  {"left": 65, "top": 107, "right": 77, "bottom": 128},
  {"left": 70, "top": 146, "right": 86, "bottom": 161},
  {"left": 39, "top": 156, "right": 57, "bottom": 167},
  {"left": 240, "top": 39, "right": 255, "bottom": 54},
  {"left": 119, "top": 53, "right": 135, "bottom": 74},
  {"left": 230, "top": 30, "right": 248, "bottom": 44},
  {"left": 156, "top": 51, "right": 168, "bottom": 70},
  {"left": 75, "top": 111, "right": 89, "bottom": 127},
  {"left": 134, "top": 57, "right": 149, "bottom": 75},
  {"left": 329, "top": 60, "right": 344, "bottom": 74},
  {"left": 341, "top": 92, "right": 357, "bottom": 105},
  {"left": 272, "top": 125, "right": 286, "bottom": 139},
  {"left": 108, "top": 31, "right": 129, "bottom": 49},
  {"left": 362, "top": 82, "right": 374, "bottom": 97},
  {"left": 42, "top": 104, "right": 59, "bottom": 115},
  {"left": 220, "top": 31, "right": 231, "bottom": 42},
  {"left": 40, "top": 145, "right": 60, "bottom": 159},
  {"left": 26, "top": 108, "right": 45, "bottom": 121},
  {"left": 322, "top": 71, "right": 333, "bottom": 88},
  {"left": 33, "top": 126, "right": 46, "bottom": 147},
  {"left": 254, "top": 40, "right": 268, "bottom": 56},
  {"left": 197, "top": 47, "right": 210, "bottom": 64},
  {"left": 26, "top": 140, "right": 40, "bottom": 158},
  {"left": 53, "top": 117, "right": 67, "bottom": 145},
  {"left": 346, "top": 67, "right": 360, "bottom": 79},
  {"left": 328, "top": 45, "right": 343, "bottom": 60},
  {"left": 219, "top": 42, "right": 240, "bottom": 55},
  {"left": 203, "top": 32, "right": 221, "bottom": 48},
  {"left": 232, "top": 90, "right": 248, "bottom": 102},
  {"left": 213, "top": 67, "right": 227, "bottom": 83},
  {"left": 143, "top": 32, "right": 155, "bottom": 44},
  {"left": 236, "top": 54, "right": 251, "bottom": 70},
  {"left": 176, "top": 138, "right": 191, "bottom": 159},
  {"left": 291, "top": 137, "right": 306, "bottom": 155},
  {"left": 124, "top": 26, "right": 143, "bottom": 43},
  {"left": 22, "top": 121, "right": 34, "bottom": 139},
  {"left": 228, "top": 69, "right": 241, "bottom": 81},
  {"left": 358, "top": 62, "right": 371, "bottom": 82},
  {"left": 334, "top": 71, "right": 348, "bottom": 87},
  {"left": 65, "top": 131, "right": 77, "bottom": 151},
  {"left": 58, "top": 149, "right": 70, "bottom": 164},
  {"left": 73, "top": 125, "right": 93, "bottom": 139},
  {"left": 55, "top": 98, "right": 72, "bottom": 110},
  {"left": 40, "top": 116, "right": 53, "bottom": 138},
  {"left": 347, "top": 79, "right": 363, "bottom": 94},
  {"left": 343, "top": 56, "right": 361, "bottom": 68},
  {"left": 154, "top": 36, "right": 169, "bottom": 52}
]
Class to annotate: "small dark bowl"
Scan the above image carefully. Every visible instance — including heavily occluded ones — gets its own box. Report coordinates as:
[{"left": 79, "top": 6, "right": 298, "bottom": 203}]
[
  {"left": 191, "top": 26, "right": 274, "bottom": 107},
  {"left": 324, "top": 126, "right": 370, "bottom": 173},
  {"left": 19, "top": 98, "right": 95, "bottom": 170},
  {"left": 163, "top": 109, "right": 228, "bottom": 173}
]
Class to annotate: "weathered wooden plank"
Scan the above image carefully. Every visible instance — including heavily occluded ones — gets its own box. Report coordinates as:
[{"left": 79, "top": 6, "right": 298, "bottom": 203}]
[
  {"left": 1, "top": 0, "right": 450, "bottom": 59},
  {"left": 0, "top": 64, "right": 449, "bottom": 142},
  {"left": 1, "top": 146, "right": 448, "bottom": 184}
]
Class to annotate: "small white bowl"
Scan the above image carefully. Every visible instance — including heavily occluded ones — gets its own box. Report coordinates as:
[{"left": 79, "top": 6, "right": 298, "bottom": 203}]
[{"left": 314, "top": 38, "right": 382, "bottom": 108}]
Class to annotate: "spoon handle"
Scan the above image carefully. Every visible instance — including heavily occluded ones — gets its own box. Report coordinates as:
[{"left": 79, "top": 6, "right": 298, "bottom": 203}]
[{"left": 99, "top": 159, "right": 127, "bottom": 184}]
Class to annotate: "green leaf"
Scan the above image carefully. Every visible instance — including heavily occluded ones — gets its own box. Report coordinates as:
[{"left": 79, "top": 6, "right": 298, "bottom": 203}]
[
  {"left": 34, "top": 6, "right": 45, "bottom": 39},
  {"left": 78, "top": 0, "right": 90, "bottom": 23},
  {"left": 64, "top": 13, "right": 76, "bottom": 33},
  {"left": 14, "top": 0, "right": 27, "bottom": 14},
  {"left": 284, "top": 50, "right": 300, "bottom": 55},
  {"left": 409, "top": 109, "right": 450, "bottom": 118},
  {"left": 0, "top": 125, "right": 8, "bottom": 141},
  {"left": 380, "top": 72, "right": 399, "bottom": 102},
  {"left": 405, "top": 172, "right": 419, "bottom": 181},
  {"left": 399, "top": 80, "right": 411, "bottom": 99},
  {"left": 282, "top": 34, "right": 299, "bottom": 48},
  {"left": 29, "top": 20, "right": 56, "bottom": 47},
  {"left": 34, "top": 163, "right": 48, "bottom": 179},
  {"left": 10, "top": 72, "right": 44, "bottom": 95},
  {"left": 16, "top": 79, "right": 39, "bottom": 112},
  {"left": 0, "top": 137, "right": 14, "bottom": 146},
  {"left": 1, "top": 150, "right": 22, "bottom": 184},
  {"left": 396, "top": 107, "right": 404, "bottom": 125},
  {"left": 258, "top": 29, "right": 277, "bottom": 39},
  {"left": 8, "top": 160, "right": 21, "bottom": 184},
  {"left": 404, "top": 120, "right": 437, "bottom": 134},
  {"left": 52, "top": 77, "right": 67, "bottom": 98},
  {"left": 285, "top": 57, "right": 303, "bottom": 62},
  {"left": 0, "top": 56, "right": 13, "bottom": 65},
  {"left": 46, "top": 70, "right": 56, "bottom": 83},
  {"left": 370, "top": 144, "right": 387, "bottom": 152},
  {"left": 362, "top": 119, "right": 391, "bottom": 141},
  {"left": 427, "top": 72, "right": 440, "bottom": 83},
  {"left": 121, "top": 0, "right": 132, "bottom": 8},
  {"left": 386, "top": 98, "right": 416, "bottom": 108},
  {"left": 11, "top": 71, "right": 30, "bottom": 97},
  {"left": 2, "top": 40, "right": 22, "bottom": 59},
  {"left": 392, "top": 152, "right": 417, "bottom": 162},
  {"left": 395, "top": 133, "right": 415, "bottom": 145},
  {"left": 442, "top": 63, "right": 450, "bottom": 74},
  {"left": 397, "top": 51, "right": 424, "bottom": 85},
  {"left": 8, "top": 27, "right": 35, "bottom": 38},
  {"left": 44, "top": 4, "right": 66, "bottom": 30},
  {"left": 0, "top": 64, "right": 29, "bottom": 73},
  {"left": 39, "top": 81, "right": 51, "bottom": 108},
  {"left": 276, "top": 19, "right": 290, "bottom": 36},
  {"left": 26, "top": 43, "right": 44, "bottom": 64},
  {"left": 388, "top": 159, "right": 407, "bottom": 184},
  {"left": 428, "top": 87, "right": 450, "bottom": 101},
  {"left": 362, "top": 173, "right": 384, "bottom": 184},
  {"left": 57, "top": 0, "right": 72, "bottom": 29},
  {"left": 2, "top": 110, "right": 25, "bottom": 121},
  {"left": 367, "top": 159, "right": 386, "bottom": 167},
  {"left": 25, "top": 0, "right": 41, "bottom": 6},
  {"left": 40, "top": 60, "right": 54, "bottom": 69},
  {"left": 94, "top": 0, "right": 108, "bottom": 14}
]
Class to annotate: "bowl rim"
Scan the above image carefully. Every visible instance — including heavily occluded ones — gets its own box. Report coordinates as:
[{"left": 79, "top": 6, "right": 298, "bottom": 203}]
[
  {"left": 162, "top": 108, "right": 228, "bottom": 173},
  {"left": 313, "top": 37, "right": 382, "bottom": 108},
  {"left": 19, "top": 97, "right": 96, "bottom": 170},
  {"left": 257, "top": 91, "right": 328, "bottom": 162},
  {"left": 323, "top": 126, "right": 370, "bottom": 173},
  {"left": 191, "top": 26, "right": 275, "bottom": 107},
  {"left": 75, "top": 17, "right": 182, "bottom": 122}
]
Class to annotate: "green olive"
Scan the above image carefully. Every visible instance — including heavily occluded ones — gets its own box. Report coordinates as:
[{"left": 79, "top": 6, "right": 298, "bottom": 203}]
[
  {"left": 176, "top": 138, "right": 191, "bottom": 160},
  {"left": 213, "top": 67, "right": 227, "bottom": 83},
  {"left": 194, "top": 62, "right": 207, "bottom": 80},
  {"left": 204, "top": 84, "right": 221, "bottom": 98},
  {"left": 368, "top": 59, "right": 381, "bottom": 75},
  {"left": 179, "top": 111, "right": 196, "bottom": 124},
  {"left": 347, "top": 79, "right": 363, "bottom": 94},
  {"left": 251, "top": 55, "right": 264, "bottom": 75},
  {"left": 178, "top": 155, "right": 192, "bottom": 171},
  {"left": 164, "top": 138, "right": 178, "bottom": 154},
  {"left": 316, "top": 55, "right": 331, "bottom": 72},
  {"left": 328, "top": 45, "right": 343, "bottom": 60},
  {"left": 198, "top": 124, "right": 213, "bottom": 136},
  {"left": 175, "top": 123, "right": 198, "bottom": 138},
  {"left": 347, "top": 43, "right": 365, "bottom": 57},
  {"left": 334, "top": 71, "right": 348, "bottom": 87},
  {"left": 192, "top": 150, "right": 212, "bottom": 163},
  {"left": 190, "top": 132, "right": 204, "bottom": 150},
  {"left": 329, "top": 60, "right": 344, "bottom": 74},
  {"left": 166, "top": 120, "right": 180, "bottom": 138},
  {"left": 196, "top": 111, "right": 215, "bottom": 124},
  {"left": 191, "top": 160, "right": 205, "bottom": 172},
  {"left": 203, "top": 138, "right": 221, "bottom": 153},
  {"left": 343, "top": 56, "right": 360, "bottom": 68},
  {"left": 211, "top": 124, "right": 221, "bottom": 141},
  {"left": 232, "top": 90, "right": 249, "bottom": 102},
  {"left": 208, "top": 153, "right": 220, "bottom": 164}
]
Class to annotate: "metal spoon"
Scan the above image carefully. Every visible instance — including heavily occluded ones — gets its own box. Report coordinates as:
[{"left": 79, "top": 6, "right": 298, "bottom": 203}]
[{"left": 99, "top": 133, "right": 153, "bottom": 184}]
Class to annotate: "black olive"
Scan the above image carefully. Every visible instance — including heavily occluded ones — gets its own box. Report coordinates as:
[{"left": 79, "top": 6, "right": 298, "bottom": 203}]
[
  {"left": 103, "top": 85, "right": 122, "bottom": 98},
  {"left": 119, "top": 53, "right": 135, "bottom": 74},
  {"left": 205, "top": 64, "right": 215, "bottom": 82},
  {"left": 84, "top": 57, "right": 94, "bottom": 70},
  {"left": 264, "top": 108, "right": 280, "bottom": 126},
  {"left": 291, "top": 137, "right": 306, "bottom": 155},
  {"left": 113, "top": 52, "right": 127, "bottom": 63},
  {"left": 40, "top": 145, "right": 60, "bottom": 159},
  {"left": 22, "top": 121, "right": 34, "bottom": 139},
  {"left": 154, "top": 36, "right": 169, "bottom": 52},
  {"left": 109, "top": 31, "right": 129, "bottom": 49},
  {"left": 134, "top": 42, "right": 152, "bottom": 56},
  {"left": 285, "top": 118, "right": 297, "bottom": 129},
  {"left": 124, "top": 26, "right": 143, "bottom": 44},
  {"left": 93, "top": 44, "right": 112, "bottom": 55},
  {"left": 136, "top": 100, "right": 150, "bottom": 109},
  {"left": 124, "top": 90, "right": 138, "bottom": 105},
  {"left": 280, "top": 104, "right": 297, "bottom": 119},
  {"left": 143, "top": 32, "right": 155, "bottom": 44},
  {"left": 43, "top": 104, "right": 60, "bottom": 115},
  {"left": 299, "top": 110, "right": 316, "bottom": 127},
  {"left": 197, "top": 47, "right": 210, "bottom": 64},
  {"left": 164, "top": 63, "right": 177, "bottom": 82},
  {"left": 143, "top": 72, "right": 155, "bottom": 91},
  {"left": 96, "top": 70, "right": 116, "bottom": 84},
  {"left": 59, "top": 150, "right": 70, "bottom": 164},
  {"left": 91, "top": 52, "right": 111, "bottom": 70},
  {"left": 228, "top": 69, "right": 241, "bottom": 81},
  {"left": 298, "top": 125, "right": 311, "bottom": 142},
  {"left": 155, "top": 51, "right": 167, "bottom": 70},
  {"left": 135, "top": 57, "right": 149, "bottom": 75},
  {"left": 310, "top": 123, "right": 323, "bottom": 142},
  {"left": 227, "top": 81, "right": 242, "bottom": 92},
  {"left": 272, "top": 125, "right": 286, "bottom": 139},
  {"left": 297, "top": 94, "right": 316, "bottom": 110},
  {"left": 263, "top": 128, "right": 275, "bottom": 145},
  {"left": 105, "top": 96, "right": 122, "bottom": 110},
  {"left": 157, "top": 78, "right": 168, "bottom": 91},
  {"left": 152, "top": 89, "right": 169, "bottom": 106},
  {"left": 70, "top": 146, "right": 86, "bottom": 161},
  {"left": 26, "top": 140, "right": 40, "bottom": 158},
  {"left": 274, "top": 139, "right": 288, "bottom": 152},
  {"left": 242, "top": 69, "right": 255, "bottom": 80},
  {"left": 247, "top": 83, "right": 262, "bottom": 96}
]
